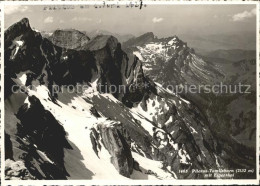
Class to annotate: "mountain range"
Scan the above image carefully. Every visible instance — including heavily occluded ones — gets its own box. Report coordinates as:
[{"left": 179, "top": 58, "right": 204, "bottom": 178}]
[
  {"left": 4, "top": 18, "right": 256, "bottom": 180},
  {"left": 178, "top": 32, "right": 256, "bottom": 55}
]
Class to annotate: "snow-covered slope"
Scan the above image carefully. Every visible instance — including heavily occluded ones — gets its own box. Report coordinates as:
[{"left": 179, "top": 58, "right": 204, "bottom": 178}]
[
  {"left": 124, "top": 34, "right": 224, "bottom": 87},
  {"left": 123, "top": 32, "right": 256, "bottom": 164}
]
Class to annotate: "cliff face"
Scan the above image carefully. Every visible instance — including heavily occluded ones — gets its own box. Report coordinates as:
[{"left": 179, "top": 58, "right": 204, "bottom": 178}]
[
  {"left": 5, "top": 18, "right": 130, "bottom": 100},
  {"left": 82, "top": 35, "right": 129, "bottom": 99},
  {"left": 4, "top": 18, "right": 256, "bottom": 180},
  {"left": 50, "top": 29, "right": 90, "bottom": 50},
  {"left": 5, "top": 94, "right": 71, "bottom": 180},
  {"left": 122, "top": 32, "right": 156, "bottom": 48},
  {"left": 123, "top": 32, "right": 256, "bottom": 154},
  {"left": 4, "top": 18, "right": 98, "bottom": 97},
  {"left": 91, "top": 121, "right": 134, "bottom": 177}
]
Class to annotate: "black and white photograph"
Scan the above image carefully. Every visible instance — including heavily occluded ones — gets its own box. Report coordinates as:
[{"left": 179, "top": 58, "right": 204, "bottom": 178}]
[{"left": 1, "top": 1, "right": 258, "bottom": 183}]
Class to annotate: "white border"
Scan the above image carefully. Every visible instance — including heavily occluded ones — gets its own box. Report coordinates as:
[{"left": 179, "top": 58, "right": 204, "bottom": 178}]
[
  {"left": 2, "top": 0, "right": 260, "bottom": 5},
  {"left": 0, "top": 1, "right": 259, "bottom": 185},
  {"left": 0, "top": 1, "right": 5, "bottom": 185}
]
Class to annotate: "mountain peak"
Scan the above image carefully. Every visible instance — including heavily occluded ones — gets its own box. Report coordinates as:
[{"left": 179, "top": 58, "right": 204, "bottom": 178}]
[
  {"left": 20, "top": 17, "right": 30, "bottom": 26},
  {"left": 122, "top": 32, "right": 156, "bottom": 48},
  {"left": 53, "top": 29, "right": 87, "bottom": 35},
  {"left": 5, "top": 18, "right": 33, "bottom": 46},
  {"left": 141, "top": 32, "right": 155, "bottom": 37},
  {"left": 50, "top": 29, "right": 90, "bottom": 49},
  {"left": 6, "top": 17, "right": 31, "bottom": 32},
  {"left": 136, "top": 32, "right": 156, "bottom": 41},
  {"left": 83, "top": 35, "right": 119, "bottom": 51}
]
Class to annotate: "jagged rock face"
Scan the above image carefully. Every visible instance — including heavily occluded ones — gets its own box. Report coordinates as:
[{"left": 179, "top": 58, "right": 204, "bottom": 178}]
[
  {"left": 50, "top": 29, "right": 90, "bottom": 50},
  {"left": 122, "top": 32, "right": 156, "bottom": 48},
  {"left": 5, "top": 18, "right": 47, "bottom": 77},
  {"left": 122, "top": 56, "right": 157, "bottom": 107},
  {"left": 5, "top": 94, "right": 71, "bottom": 179},
  {"left": 123, "top": 33, "right": 223, "bottom": 87},
  {"left": 87, "top": 29, "right": 135, "bottom": 43},
  {"left": 123, "top": 32, "right": 256, "bottom": 163},
  {"left": 4, "top": 18, "right": 98, "bottom": 98},
  {"left": 205, "top": 59, "right": 256, "bottom": 149},
  {"left": 16, "top": 96, "right": 71, "bottom": 166},
  {"left": 92, "top": 88, "right": 228, "bottom": 179},
  {"left": 83, "top": 35, "right": 129, "bottom": 98},
  {"left": 91, "top": 121, "right": 133, "bottom": 177},
  {"left": 5, "top": 159, "right": 34, "bottom": 180},
  {"left": 5, "top": 18, "right": 31, "bottom": 48},
  {"left": 4, "top": 18, "right": 129, "bottom": 99}
]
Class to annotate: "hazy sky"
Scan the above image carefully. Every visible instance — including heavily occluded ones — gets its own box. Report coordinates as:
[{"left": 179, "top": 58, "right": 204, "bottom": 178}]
[{"left": 4, "top": 4, "right": 257, "bottom": 37}]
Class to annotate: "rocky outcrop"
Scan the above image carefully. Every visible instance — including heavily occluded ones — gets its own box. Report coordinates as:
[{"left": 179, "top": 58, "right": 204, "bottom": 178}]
[
  {"left": 122, "top": 32, "right": 156, "bottom": 48},
  {"left": 5, "top": 95, "right": 72, "bottom": 179},
  {"left": 92, "top": 91, "right": 222, "bottom": 179},
  {"left": 5, "top": 18, "right": 129, "bottom": 99},
  {"left": 5, "top": 159, "right": 34, "bottom": 180},
  {"left": 91, "top": 121, "right": 133, "bottom": 177},
  {"left": 122, "top": 56, "right": 156, "bottom": 107},
  {"left": 122, "top": 32, "right": 256, "bottom": 178},
  {"left": 50, "top": 29, "right": 90, "bottom": 50},
  {"left": 4, "top": 18, "right": 97, "bottom": 97},
  {"left": 83, "top": 35, "right": 129, "bottom": 99},
  {"left": 124, "top": 32, "right": 256, "bottom": 153},
  {"left": 5, "top": 18, "right": 31, "bottom": 47}
]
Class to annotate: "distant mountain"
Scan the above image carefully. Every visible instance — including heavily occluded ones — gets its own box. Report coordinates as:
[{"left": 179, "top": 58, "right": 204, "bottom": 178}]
[
  {"left": 201, "top": 49, "right": 256, "bottom": 62},
  {"left": 38, "top": 29, "right": 134, "bottom": 46},
  {"left": 123, "top": 32, "right": 222, "bottom": 86},
  {"left": 36, "top": 30, "right": 53, "bottom": 39},
  {"left": 86, "top": 29, "right": 135, "bottom": 43},
  {"left": 122, "top": 32, "right": 157, "bottom": 48},
  {"left": 123, "top": 32, "right": 256, "bottom": 158},
  {"left": 49, "top": 29, "right": 90, "bottom": 50},
  {"left": 179, "top": 32, "right": 256, "bottom": 54}
]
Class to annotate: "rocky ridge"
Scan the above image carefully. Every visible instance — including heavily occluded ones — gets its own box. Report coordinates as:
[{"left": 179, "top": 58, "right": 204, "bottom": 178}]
[{"left": 49, "top": 29, "right": 90, "bottom": 50}]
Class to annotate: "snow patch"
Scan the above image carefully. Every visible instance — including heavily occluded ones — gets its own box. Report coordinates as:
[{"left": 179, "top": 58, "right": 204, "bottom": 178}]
[
  {"left": 179, "top": 97, "right": 190, "bottom": 104},
  {"left": 168, "top": 38, "right": 177, "bottom": 45},
  {"left": 12, "top": 40, "right": 24, "bottom": 58},
  {"left": 16, "top": 72, "right": 27, "bottom": 85},
  {"left": 16, "top": 41, "right": 24, "bottom": 46},
  {"left": 131, "top": 152, "right": 176, "bottom": 179},
  {"left": 83, "top": 78, "right": 99, "bottom": 98},
  {"left": 133, "top": 51, "right": 143, "bottom": 61},
  {"left": 37, "top": 150, "right": 54, "bottom": 164},
  {"left": 32, "top": 28, "right": 40, "bottom": 33},
  {"left": 178, "top": 149, "right": 191, "bottom": 165},
  {"left": 165, "top": 116, "right": 173, "bottom": 126},
  {"left": 24, "top": 97, "right": 31, "bottom": 108}
]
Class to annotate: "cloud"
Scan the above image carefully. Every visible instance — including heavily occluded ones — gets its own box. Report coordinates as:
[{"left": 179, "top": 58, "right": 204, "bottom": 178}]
[
  {"left": 44, "top": 17, "right": 54, "bottom": 23},
  {"left": 232, "top": 8, "right": 256, "bottom": 22},
  {"left": 59, "top": 20, "right": 64, "bottom": 23},
  {"left": 71, "top": 17, "right": 92, "bottom": 22},
  {"left": 5, "top": 5, "right": 28, "bottom": 15},
  {"left": 97, "top": 19, "right": 102, "bottom": 24},
  {"left": 152, "top": 17, "right": 164, "bottom": 23}
]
